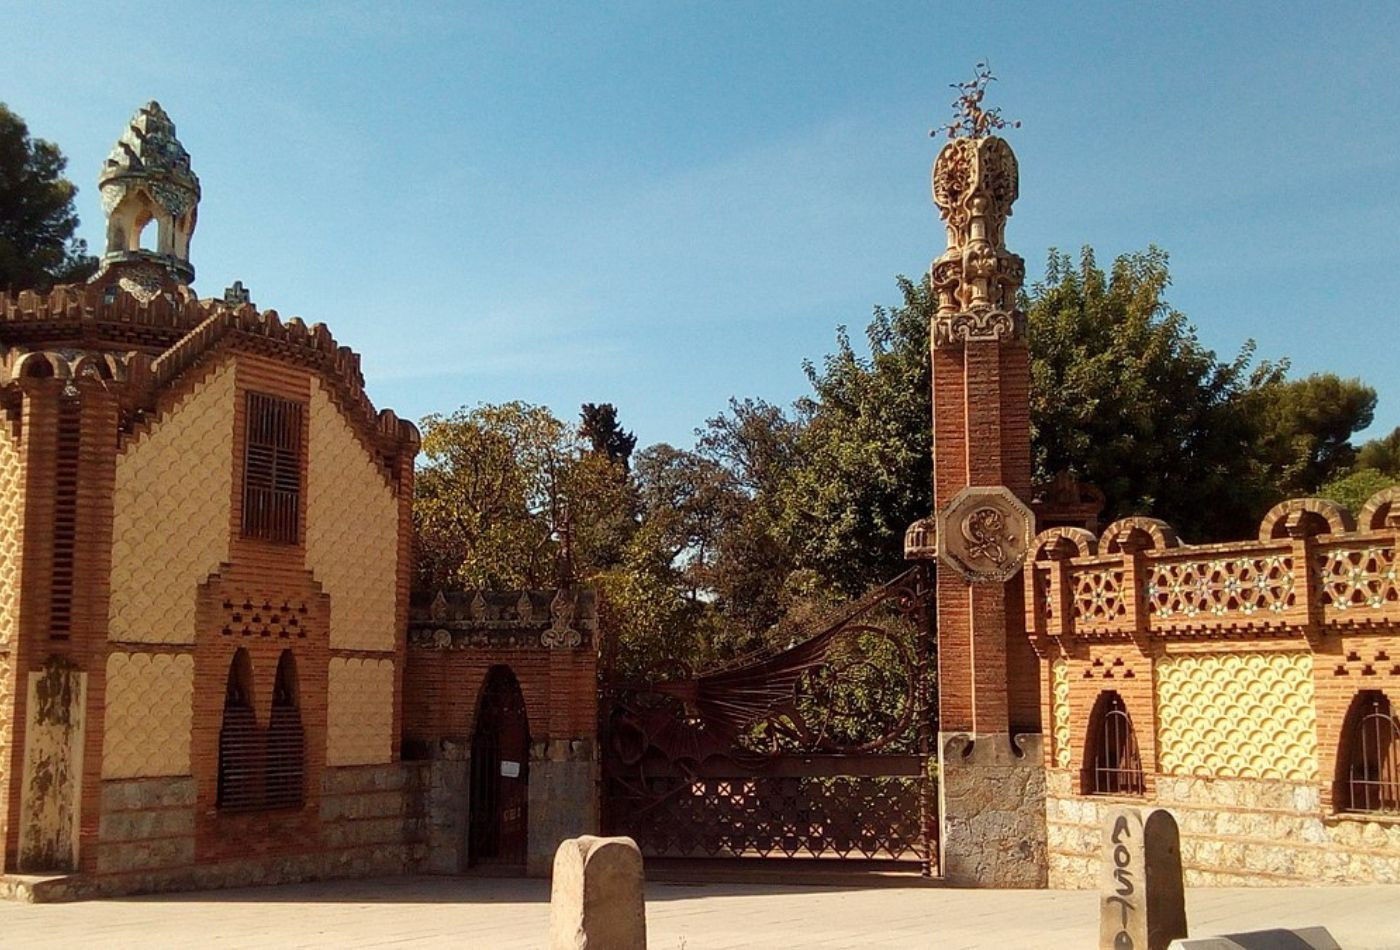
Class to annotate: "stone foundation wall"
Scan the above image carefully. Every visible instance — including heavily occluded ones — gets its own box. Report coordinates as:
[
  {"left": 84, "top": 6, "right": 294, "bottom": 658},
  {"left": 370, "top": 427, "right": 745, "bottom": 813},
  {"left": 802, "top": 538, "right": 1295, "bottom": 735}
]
[
  {"left": 939, "top": 732, "right": 1047, "bottom": 887},
  {"left": 72, "top": 763, "right": 428, "bottom": 898},
  {"left": 422, "top": 740, "right": 469, "bottom": 874},
  {"left": 1046, "top": 769, "right": 1400, "bottom": 887},
  {"left": 96, "top": 777, "right": 196, "bottom": 876},
  {"left": 526, "top": 738, "right": 596, "bottom": 876}
]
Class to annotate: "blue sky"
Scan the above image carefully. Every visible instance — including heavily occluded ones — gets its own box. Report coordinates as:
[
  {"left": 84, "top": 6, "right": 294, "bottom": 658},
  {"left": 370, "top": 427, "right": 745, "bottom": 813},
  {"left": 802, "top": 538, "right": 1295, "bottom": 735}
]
[{"left": 6, "top": 1, "right": 1398, "bottom": 448}]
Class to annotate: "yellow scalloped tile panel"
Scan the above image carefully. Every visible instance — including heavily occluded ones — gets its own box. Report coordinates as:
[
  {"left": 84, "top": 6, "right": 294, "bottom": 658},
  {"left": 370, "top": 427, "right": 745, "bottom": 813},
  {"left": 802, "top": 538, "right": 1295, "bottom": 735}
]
[
  {"left": 102, "top": 652, "right": 194, "bottom": 778},
  {"left": 306, "top": 383, "right": 397, "bottom": 652},
  {"left": 109, "top": 360, "right": 236, "bottom": 643},
  {"left": 326, "top": 656, "right": 393, "bottom": 766},
  {"left": 1156, "top": 652, "right": 1317, "bottom": 780},
  {"left": 1052, "top": 658, "right": 1071, "bottom": 768},
  {"left": 0, "top": 659, "right": 13, "bottom": 820},
  {"left": 0, "top": 427, "right": 24, "bottom": 646}
]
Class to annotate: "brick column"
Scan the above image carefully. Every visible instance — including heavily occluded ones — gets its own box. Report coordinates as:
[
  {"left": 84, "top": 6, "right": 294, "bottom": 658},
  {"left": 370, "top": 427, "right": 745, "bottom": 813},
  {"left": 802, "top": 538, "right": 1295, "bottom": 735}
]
[{"left": 926, "top": 133, "right": 1046, "bottom": 886}]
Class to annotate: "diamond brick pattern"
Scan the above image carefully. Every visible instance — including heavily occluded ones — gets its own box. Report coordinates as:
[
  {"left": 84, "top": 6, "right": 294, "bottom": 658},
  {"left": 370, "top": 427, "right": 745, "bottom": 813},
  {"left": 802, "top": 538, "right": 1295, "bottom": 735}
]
[
  {"left": 326, "top": 657, "right": 393, "bottom": 766},
  {"left": 109, "top": 360, "right": 235, "bottom": 643},
  {"left": 306, "top": 383, "right": 397, "bottom": 652},
  {"left": 1156, "top": 652, "right": 1317, "bottom": 780},
  {"left": 102, "top": 652, "right": 194, "bottom": 778}
]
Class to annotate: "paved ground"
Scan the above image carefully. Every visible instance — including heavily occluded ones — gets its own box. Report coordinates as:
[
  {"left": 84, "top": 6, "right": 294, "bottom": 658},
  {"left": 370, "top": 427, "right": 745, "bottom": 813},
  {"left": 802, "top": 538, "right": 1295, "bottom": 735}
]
[{"left": 0, "top": 875, "right": 1398, "bottom": 949}]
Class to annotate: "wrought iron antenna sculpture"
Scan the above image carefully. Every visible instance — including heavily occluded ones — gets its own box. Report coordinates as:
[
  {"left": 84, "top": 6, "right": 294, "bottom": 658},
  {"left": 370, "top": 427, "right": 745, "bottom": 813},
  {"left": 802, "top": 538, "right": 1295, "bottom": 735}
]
[{"left": 932, "top": 62, "right": 1021, "bottom": 140}]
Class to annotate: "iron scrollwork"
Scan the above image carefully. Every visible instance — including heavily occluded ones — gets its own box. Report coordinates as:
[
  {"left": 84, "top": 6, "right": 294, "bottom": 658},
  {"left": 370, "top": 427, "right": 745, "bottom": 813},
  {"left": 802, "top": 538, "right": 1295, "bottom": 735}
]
[{"left": 601, "top": 566, "right": 937, "bottom": 869}]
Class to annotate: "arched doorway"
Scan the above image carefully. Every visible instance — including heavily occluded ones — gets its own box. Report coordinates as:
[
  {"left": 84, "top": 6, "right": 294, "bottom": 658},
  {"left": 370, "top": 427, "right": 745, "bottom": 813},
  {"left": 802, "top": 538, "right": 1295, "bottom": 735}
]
[{"left": 469, "top": 665, "right": 530, "bottom": 868}]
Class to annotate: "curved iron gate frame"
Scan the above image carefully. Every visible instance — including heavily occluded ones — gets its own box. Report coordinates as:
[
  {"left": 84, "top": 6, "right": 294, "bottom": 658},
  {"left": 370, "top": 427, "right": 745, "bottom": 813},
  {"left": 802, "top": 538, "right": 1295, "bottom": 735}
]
[{"left": 600, "top": 564, "right": 938, "bottom": 874}]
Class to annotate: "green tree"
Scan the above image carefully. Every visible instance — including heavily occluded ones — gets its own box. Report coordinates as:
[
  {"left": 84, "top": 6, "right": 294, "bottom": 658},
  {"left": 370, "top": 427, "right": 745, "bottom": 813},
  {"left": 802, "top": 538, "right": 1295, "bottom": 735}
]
[
  {"left": 1319, "top": 467, "right": 1400, "bottom": 517},
  {"left": 580, "top": 402, "right": 637, "bottom": 468},
  {"left": 1028, "top": 247, "right": 1285, "bottom": 541},
  {"left": 1356, "top": 426, "right": 1400, "bottom": 477},
  {"left": 0, "top": 104, "right": 96, "bottom": 291},
  {"left": 776, "top": 277, "right": 934, "bottom": 596},
  {"left": 1247, "top": 373, "right": 1376, "bottom": 497},
  {"left": 413, "top": 402, "right": 632, "bottom": 591}
]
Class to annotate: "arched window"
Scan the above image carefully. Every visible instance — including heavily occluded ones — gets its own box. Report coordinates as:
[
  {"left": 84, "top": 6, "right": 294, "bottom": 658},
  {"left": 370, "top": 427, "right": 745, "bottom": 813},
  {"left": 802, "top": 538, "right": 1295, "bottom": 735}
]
[
  {"left": 1084, "top": 691, "right": 1144, "bottom": 795},
  {"left": 264, "top": 651, "right": 304, "bottom": 810},
  {"left": 1339, "top": 691, "right": 1400, "bottom": 814},
  {"left": 218, "top": 649, "right": 260, "bottom": 810}
]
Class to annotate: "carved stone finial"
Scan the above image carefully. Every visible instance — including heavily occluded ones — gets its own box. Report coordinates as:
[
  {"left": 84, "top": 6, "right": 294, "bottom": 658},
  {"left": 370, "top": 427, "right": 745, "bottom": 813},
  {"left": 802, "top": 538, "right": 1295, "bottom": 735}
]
[
  {"left": 430, "top": 591, "right": 448, "bottom": 623},
  {"left": 542, "top": 588, "right": 582, "bottom": 649},
  {"left": 223, "top": 280, "right": 252, "bottom": 308},
  {"left": 516, "top": 591, "right": 534, "bottom": 621},
  {"left": 929, "top": 72, "right": 1025, "bottom": 350},
  {"left": 470, "top": 591, "right": 487, "bottom": 620},
  {"left": 904, "top": 516, "right": 938, "bottom": 560},
  {"left": 94, "top": 101, "right": 201, "bottom": 288},
  {"left": 929, "top": 134, "right": 1026, "bottom": 348}
]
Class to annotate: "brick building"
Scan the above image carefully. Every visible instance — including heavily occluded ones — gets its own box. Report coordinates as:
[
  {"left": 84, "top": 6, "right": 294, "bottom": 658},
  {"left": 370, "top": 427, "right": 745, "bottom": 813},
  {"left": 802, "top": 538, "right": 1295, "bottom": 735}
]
[
  {"left": 914, "top": 118, "right": 1400, "bottom": 887},
  {"left": 0, "top": 103, "right": 598, "bottom": 898}
]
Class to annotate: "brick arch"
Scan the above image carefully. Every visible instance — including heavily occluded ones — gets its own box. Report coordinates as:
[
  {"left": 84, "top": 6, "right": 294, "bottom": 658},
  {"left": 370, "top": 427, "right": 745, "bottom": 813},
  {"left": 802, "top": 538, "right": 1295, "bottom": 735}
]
[
  {"left": 1258, "top": 497, "right": 1355, "bottom": 541},
  {"left": 1081, "top": 688, "right": 1145, "bottom": 796},
  {"left": 1102, "top": 517, "right": 1179, "bottom": 554},
  {"left": 471, "top": 664, "right": 534, "bottom": 741},
  {"left": 1333, "top": 688, "right": 1400, "bottom": 813},
  {"left": 1359, "top": 486, "right": 1400, "bottom": 532},
  {"left": 1030, "top": 526, "right": 1098, "bottom": 561}
]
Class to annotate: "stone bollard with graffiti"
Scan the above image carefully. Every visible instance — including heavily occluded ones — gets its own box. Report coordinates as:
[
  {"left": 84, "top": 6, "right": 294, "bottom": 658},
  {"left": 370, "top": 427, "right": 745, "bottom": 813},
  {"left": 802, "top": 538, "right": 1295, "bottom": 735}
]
[{"left": 1100, "top": 807, "right": 1188, "bottom": 950}]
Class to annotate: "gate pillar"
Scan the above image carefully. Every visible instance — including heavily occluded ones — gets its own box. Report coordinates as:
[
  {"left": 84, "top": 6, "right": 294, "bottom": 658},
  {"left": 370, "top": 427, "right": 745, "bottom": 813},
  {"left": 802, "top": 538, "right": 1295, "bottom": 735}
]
[{"left": 914, "top": 118, "right": 1047, "bottom": 886}]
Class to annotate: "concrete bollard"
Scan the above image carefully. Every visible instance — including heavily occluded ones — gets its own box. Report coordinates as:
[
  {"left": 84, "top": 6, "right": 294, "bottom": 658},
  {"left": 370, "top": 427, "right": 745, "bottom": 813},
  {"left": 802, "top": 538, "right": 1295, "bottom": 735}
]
[
  {"left": 549, "top": 835, "right": 647, "bottom": 950},
  {"left": 1101, "top": 807, "right": 1188, "bottom": 950}
]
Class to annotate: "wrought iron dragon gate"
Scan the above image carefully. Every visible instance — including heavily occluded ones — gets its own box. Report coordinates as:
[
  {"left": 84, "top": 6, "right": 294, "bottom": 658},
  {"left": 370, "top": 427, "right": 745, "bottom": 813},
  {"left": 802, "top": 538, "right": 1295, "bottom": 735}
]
[{"left": 601, "top": 565, "right": 936, "bottom": 873}]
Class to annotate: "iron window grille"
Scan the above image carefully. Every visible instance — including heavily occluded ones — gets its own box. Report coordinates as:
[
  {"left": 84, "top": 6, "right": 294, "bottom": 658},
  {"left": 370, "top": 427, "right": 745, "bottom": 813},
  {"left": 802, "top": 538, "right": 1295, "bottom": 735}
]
[
  {"left": 1087, "top": 691, "right": 1145, "bottom": 796},
  {"left": 1343, "top": 691, "right": 1400, "bottom": 815}
]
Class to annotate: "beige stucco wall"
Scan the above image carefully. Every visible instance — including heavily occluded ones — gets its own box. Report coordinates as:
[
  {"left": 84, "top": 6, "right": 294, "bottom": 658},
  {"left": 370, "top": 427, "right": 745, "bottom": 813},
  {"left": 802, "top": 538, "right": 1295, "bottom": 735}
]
[
  {"left": 102, "top": 652, "right": 194, "bottom": 778},
  {"left": 326, "top": 657, "right": 394, "bottom": 766},
  {"left": 305, "top": 383, "right": 397, "bottom": 652},
  {"left": 109, "top": 359, "right": 236, "bottom": 644}
]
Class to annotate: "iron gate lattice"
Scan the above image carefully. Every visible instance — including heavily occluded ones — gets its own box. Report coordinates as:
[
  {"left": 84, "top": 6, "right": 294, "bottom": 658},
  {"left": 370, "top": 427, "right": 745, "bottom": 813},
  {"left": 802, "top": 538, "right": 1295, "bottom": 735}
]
[{"left": 601, "top": 565, "right": 937, "bottom": 872}]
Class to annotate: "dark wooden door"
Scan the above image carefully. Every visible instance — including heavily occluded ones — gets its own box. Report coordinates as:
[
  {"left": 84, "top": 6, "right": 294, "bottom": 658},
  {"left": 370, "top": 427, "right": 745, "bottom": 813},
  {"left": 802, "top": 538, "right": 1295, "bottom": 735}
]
[{"left": 469, "top": 666, "right": 530, "bottom": 867}]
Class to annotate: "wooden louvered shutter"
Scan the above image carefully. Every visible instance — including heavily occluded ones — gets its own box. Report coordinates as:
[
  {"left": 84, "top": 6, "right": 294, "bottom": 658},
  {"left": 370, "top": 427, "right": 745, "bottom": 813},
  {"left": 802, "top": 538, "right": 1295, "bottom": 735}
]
[
  {"left": 265, "top": 653, "right": 305, "bottom": 810},
  {"left": 242, "top": 392, "right": 303, "bottom": 543}
]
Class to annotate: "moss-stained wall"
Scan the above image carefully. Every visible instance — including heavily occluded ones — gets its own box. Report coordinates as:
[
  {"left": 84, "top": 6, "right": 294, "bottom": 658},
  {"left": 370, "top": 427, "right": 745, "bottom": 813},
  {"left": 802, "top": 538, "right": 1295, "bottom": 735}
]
[
  {"left": 305, "top": 382, "right": 396, "bottom": 652},
  {"left": 109, "top": 360, "right": 236, "bottom": 644}
]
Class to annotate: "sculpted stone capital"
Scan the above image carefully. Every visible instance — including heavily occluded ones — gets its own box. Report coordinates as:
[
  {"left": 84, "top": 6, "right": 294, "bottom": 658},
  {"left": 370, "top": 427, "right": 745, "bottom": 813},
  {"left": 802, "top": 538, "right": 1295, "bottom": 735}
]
[
  {"left": 931, "top": 304, "right": 1026, "bottom": 348},
  {"left": 936, "top": 485, "right": 1035, "bottom": 583}
]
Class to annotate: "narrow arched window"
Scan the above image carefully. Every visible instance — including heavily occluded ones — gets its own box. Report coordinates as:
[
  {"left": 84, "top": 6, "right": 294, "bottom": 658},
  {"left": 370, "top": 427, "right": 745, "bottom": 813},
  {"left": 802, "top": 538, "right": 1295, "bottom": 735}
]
[
  {"left": 1084, "top": 690, "right": 1144, "bottom": 795},
  {"left": 218, "top": 649, "right": 260, "bottom": 810},
  {"left": 1339, "top": 691, "right": 1400, "bottom": 814},
  {"left": 264, "top": 651, "right": 305, "bottom": 810}
]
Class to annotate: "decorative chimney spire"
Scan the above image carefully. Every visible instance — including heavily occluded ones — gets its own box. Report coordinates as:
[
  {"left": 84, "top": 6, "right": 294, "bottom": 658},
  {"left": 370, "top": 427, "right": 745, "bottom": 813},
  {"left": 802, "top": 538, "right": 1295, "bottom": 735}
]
[
  {"left": 929, "top": 68, "right": 1025, "bottom": 348},
  {"left": 95, "top": 101, "right": 200, "bottom": 290}
]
